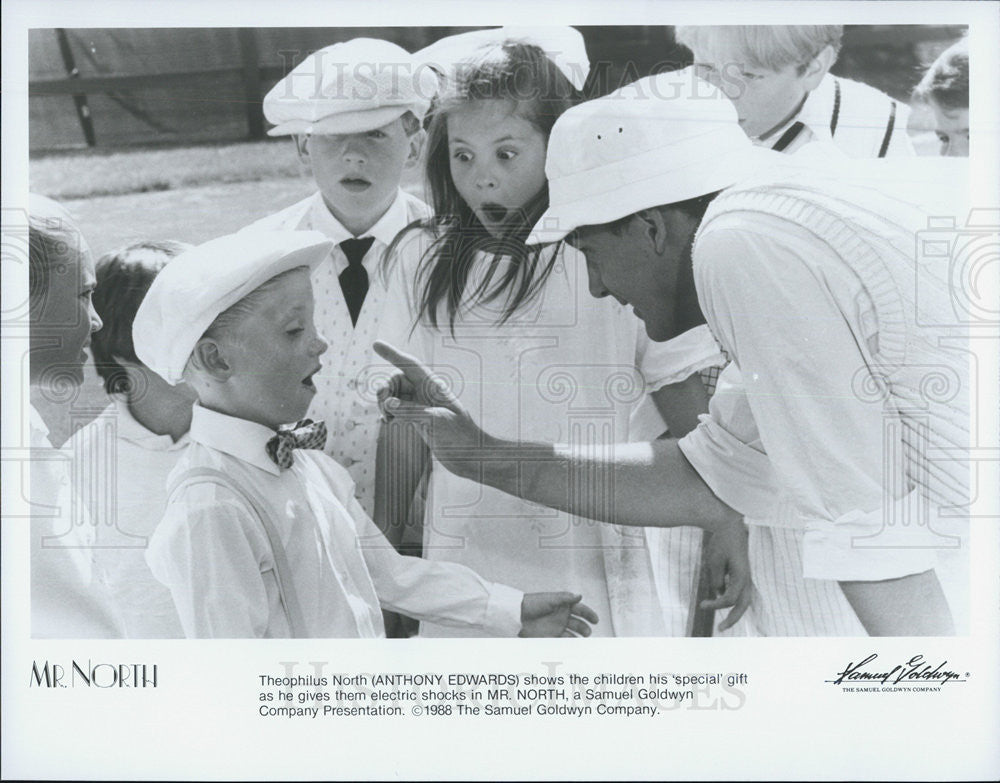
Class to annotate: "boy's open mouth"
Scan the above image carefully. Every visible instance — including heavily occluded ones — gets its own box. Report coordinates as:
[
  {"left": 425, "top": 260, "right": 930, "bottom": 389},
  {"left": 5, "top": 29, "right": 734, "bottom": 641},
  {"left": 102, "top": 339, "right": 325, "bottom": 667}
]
[
  {"left": 302, "top": 367, "right": 321, "bottom": 390},
  {"left": 340, "top": 177, "right": 372, "bottom": 192},
  {"left": 479, "top": 203, "right": 509, "bottom": 223}
]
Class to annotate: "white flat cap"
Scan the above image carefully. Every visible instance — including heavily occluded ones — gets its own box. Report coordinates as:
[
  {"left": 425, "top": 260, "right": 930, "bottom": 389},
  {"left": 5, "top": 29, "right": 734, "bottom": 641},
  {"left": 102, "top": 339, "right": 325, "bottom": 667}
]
[
  {"left": 263, "top": 38, "right": 439, "bottom": 136},
  {"left": 528, "top": 72, "right": 774, "bottom": 243},
  {"left": 133, "top": 230, "right": 333, "bottom": 384},
  {"left": 416, "top": 26, "right": 590, "bottom": 91}
]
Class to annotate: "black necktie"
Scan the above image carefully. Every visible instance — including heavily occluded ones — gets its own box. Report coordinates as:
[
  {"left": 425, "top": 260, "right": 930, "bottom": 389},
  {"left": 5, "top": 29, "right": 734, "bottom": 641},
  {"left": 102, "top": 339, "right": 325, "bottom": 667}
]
[
  {"left": 338, "top": 237, "right": 375, "bottom": 326},
  {"left": 771, "top": 121, "right": 806, "bottom": 152}
]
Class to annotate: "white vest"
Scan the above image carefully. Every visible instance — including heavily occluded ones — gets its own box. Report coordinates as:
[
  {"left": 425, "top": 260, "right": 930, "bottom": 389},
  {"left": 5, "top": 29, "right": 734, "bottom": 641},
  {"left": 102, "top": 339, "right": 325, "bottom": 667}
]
[{"left": 700, "top": 158, "right": 970, "bottom": 514}]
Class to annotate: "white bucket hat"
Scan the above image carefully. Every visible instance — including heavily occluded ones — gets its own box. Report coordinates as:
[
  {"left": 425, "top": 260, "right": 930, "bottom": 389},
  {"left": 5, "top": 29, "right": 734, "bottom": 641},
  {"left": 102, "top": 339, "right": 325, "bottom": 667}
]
[
  {"left": 528, "top": 72, "right": 772, "bottom": 243},
  {"left": 263, "top": 38, "right": 439, "bottom": 136}
]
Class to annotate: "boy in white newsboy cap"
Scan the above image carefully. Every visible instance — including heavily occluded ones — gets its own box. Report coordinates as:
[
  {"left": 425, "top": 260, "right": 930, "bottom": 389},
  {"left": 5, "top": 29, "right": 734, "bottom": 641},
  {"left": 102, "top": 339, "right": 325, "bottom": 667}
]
[
  {"left": 131, "top": 230, "right": 599, "bottom": 639},
  {"left": 375, "top": 73, "right": 969, "bottom": 637},
  {"left": 242, "top": 38, "right": 439, "bottom": 520}
]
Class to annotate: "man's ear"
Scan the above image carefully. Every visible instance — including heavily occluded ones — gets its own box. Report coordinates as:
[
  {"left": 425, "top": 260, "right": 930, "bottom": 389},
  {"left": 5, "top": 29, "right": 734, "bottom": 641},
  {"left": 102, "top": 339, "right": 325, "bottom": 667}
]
[
  {"left": 404, "top": 128, "right": 426, "bottom": 169},
  {"left": 634, "top": 208, "right": 671, "bottom": 255},
  {"left": 190, "top": 338, "right": 233, "bottom": 382},
  {"left": 802, "top": 44, "right": 837, "bottom": 91},
  {"left": 294, "top": 134, "right": 311, "bottom": 166}
]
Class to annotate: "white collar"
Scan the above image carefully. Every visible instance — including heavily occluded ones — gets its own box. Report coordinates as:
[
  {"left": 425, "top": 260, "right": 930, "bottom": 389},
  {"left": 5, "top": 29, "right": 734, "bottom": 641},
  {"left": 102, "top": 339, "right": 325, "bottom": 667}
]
[
  {"left": 791, "top": 73, "right": 839, "bottom": 143},
  {"left": 307, "top": 188, "right": 412, "bottom": 247},
  {"left": 110, "top": 394, "right": 189, "bottom": 452},
  {"left": 188, "top": 404, "right": 281, "bottom": 476}
]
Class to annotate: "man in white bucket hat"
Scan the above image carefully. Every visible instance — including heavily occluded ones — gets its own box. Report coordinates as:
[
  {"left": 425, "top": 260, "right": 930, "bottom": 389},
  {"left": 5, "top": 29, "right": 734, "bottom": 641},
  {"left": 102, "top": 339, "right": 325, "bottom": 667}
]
[{"left": 375, "top": 73, "right": 969, "bottom": 637}]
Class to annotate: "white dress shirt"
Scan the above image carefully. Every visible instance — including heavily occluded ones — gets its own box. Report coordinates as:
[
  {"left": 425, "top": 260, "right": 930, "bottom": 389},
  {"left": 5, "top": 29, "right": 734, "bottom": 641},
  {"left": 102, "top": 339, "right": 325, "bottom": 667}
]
[
  {"left": 66, "top": 395, "right": 187, "bottom": 638},
  {"left": 146, "top": 405, "right": 524, "bottom": 638},
  {"left": 241, "top": 188, "right": 432, "bottom": 516},
  {"left": 758, "top": 73, "right": 915, "bottom": 158}
]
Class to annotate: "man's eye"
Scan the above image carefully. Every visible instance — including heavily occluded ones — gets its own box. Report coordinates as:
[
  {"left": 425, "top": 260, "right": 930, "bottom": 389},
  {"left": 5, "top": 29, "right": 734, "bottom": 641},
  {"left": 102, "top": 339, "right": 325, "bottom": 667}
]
[
  {"left": 287, "top": 327, "right": 304, "bottom": 335},
  {"left": 498, "top": 149, "right": 517, "bottom": 161},
  {"left": 367, "top": 130, "right": 386, "bottom": 139},
  {"left": 936, "top": 132, "right": 950, "bottom": 144},
  {"left": 740, "top": 71, "right": 763, "bottom": 80}
]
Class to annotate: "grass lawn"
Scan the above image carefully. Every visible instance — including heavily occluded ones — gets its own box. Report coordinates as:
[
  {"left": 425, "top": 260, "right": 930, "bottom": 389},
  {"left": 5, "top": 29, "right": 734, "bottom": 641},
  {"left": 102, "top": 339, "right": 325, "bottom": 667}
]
[
  {"left": 64, "top": 178, "right": 317, "bottom": 256},
  {"left": 30, "top": 139, "right": 304, "bottom": 200},
  {"left": 30, "top": 138, "right": 426, "bottom": 201}
]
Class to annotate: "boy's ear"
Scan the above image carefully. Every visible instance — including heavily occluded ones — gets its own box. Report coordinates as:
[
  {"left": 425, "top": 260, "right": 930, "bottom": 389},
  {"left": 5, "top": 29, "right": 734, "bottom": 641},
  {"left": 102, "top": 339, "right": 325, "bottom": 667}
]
[
  {"left": 404, "top": 128, "right": 426, "bottom": 169},
  {"left": 190, "top": 338, "right": 233, "bottom": 382},
  {"left": 802, "top": 44, "right": 837, "bottom": 91},
  {"left": 294, "top": 134, "right": 311, "bottom": 166}
]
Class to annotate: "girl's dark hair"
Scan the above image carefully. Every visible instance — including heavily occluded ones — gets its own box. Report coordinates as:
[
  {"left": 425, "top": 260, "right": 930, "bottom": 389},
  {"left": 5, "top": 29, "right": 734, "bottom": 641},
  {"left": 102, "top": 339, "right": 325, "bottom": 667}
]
[
  {"left": 92, "top": 240, "right": 189, "bottom": 394},
  {"left": 386, "top": 40, "right": 581, "bottom": 333}
]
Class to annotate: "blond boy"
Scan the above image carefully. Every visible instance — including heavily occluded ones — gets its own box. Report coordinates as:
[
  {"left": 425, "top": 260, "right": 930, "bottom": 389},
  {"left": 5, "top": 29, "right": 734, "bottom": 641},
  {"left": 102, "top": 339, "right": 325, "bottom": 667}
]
[
  {"left": 675, "top": 25, "right": 914, "bottom": 157},
  {"left": 132, "top": 230, "right": 598, "bottom": 638}
]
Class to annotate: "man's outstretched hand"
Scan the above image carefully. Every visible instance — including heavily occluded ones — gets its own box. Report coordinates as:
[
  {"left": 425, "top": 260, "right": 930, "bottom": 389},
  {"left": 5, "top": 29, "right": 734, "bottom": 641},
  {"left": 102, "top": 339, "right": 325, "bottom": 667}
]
[
  {"left": 374, "top": 340, "right": 487, "bottom": 477},
  {"left": 520, "top": 593, "right": 599, "bottom": 637}
]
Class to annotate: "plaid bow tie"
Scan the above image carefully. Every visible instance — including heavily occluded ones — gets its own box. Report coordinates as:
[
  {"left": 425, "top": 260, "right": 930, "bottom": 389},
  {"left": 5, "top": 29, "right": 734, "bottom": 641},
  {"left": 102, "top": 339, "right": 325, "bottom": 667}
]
[{"left": 265, "top": 419, "right": 328, "bottom": 470}]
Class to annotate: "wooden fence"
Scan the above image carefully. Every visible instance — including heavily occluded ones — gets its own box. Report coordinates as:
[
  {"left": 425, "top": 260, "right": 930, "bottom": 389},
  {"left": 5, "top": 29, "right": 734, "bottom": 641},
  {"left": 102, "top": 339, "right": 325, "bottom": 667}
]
[{"left": 28, "top": 25, "right": 965, "bottom": 152}]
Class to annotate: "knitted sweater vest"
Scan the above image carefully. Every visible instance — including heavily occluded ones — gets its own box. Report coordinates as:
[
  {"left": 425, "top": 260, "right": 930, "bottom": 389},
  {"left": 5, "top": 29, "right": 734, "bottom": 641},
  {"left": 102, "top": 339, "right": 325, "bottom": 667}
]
[{"left": 696, "top": 166, "right": 970, "bottom": 515}]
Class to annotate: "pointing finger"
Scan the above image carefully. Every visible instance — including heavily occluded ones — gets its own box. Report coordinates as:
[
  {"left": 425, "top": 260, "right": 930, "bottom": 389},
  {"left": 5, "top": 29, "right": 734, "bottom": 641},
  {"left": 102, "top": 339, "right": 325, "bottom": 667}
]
[
  {"left": 374, "top": 341, "right": 433, "bottom": 382},
  {"left": 375, "top": 341, "right": 457, "bottom": 408}
]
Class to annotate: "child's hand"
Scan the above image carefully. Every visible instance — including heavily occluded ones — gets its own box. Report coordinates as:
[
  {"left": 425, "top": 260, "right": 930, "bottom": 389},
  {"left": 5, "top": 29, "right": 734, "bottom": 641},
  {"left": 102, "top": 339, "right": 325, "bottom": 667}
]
[
  {"left": 699, "top": 518, "right": 752, "bottom": 631},
  {"left": 519, "top": 592, "right": 599, "bottom": 637}
]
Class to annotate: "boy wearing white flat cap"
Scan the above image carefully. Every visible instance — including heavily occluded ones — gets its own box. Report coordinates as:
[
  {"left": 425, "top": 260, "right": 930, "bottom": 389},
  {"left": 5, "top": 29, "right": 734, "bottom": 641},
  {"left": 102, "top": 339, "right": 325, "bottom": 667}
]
[
  {"left": 242, "top": 38, "right": 438, "bottom": 519},
  {"left": 375, "top": 74, "right": 969, "bottom": 637},
  {"left": 132, "top": 230, "right": 598, "bottom": 639}
]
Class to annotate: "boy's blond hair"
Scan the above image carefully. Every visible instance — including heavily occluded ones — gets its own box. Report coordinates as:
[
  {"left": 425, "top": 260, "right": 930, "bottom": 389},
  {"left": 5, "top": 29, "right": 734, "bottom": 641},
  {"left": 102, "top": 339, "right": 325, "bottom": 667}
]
[{"left": 676, "top": 25, "right": 844, "bottom": 74}]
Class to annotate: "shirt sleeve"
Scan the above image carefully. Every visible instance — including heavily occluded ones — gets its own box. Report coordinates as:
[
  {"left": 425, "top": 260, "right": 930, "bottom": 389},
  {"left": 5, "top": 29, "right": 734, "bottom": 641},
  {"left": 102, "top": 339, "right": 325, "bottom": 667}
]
[
  {"left": 677, "top": 364, "right": 781, "bottom": 520},
  {"left": 145, "top": 482, "right": 275, "bottom": 638},
  {"left": 688, "top": 213, "right": 936, "bottom": 581},
  {"left": 635, "top": 324, "right": 727, "bottom": 389},
  {"left": 336, "top": 486, "right": 524, "bottom": 636},
  {"left": 630, "top": 320, "right": 728, "bottom": 440}
]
